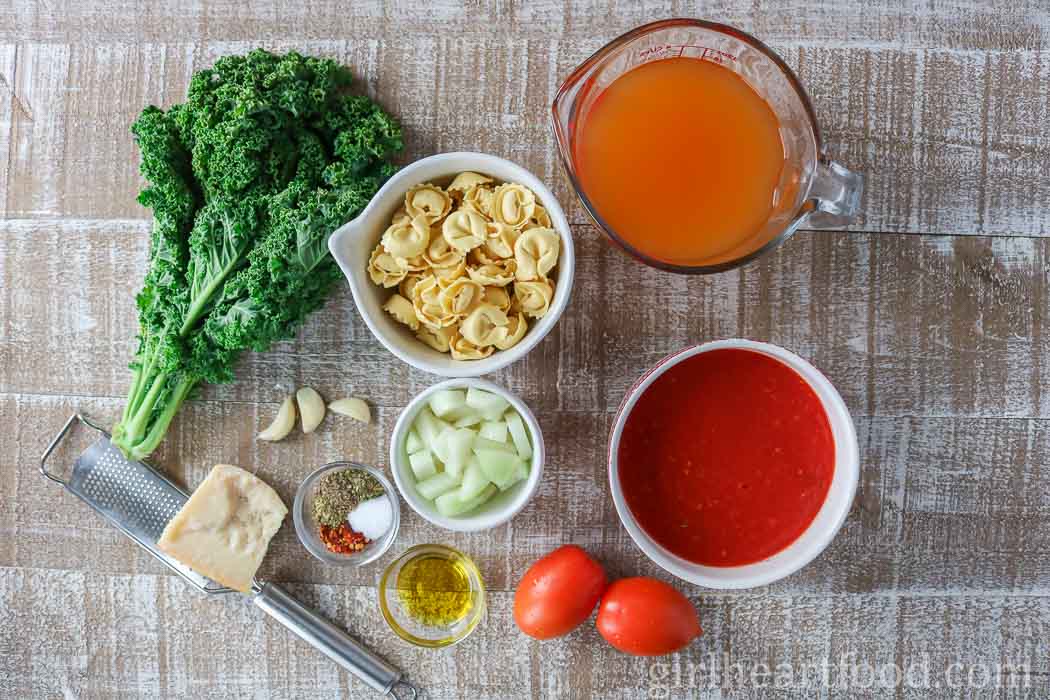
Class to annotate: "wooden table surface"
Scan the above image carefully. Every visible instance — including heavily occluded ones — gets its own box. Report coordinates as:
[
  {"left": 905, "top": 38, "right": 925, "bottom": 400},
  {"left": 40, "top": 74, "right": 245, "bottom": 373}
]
[{"left": 3, "top": 2, "right": 1050, "bottom": 698}]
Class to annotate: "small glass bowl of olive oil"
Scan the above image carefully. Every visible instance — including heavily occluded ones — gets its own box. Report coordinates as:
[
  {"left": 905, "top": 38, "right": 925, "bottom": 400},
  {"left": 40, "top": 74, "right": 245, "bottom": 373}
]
[{"left": 378, "top": 544, "right": 486, "bottom": 647}]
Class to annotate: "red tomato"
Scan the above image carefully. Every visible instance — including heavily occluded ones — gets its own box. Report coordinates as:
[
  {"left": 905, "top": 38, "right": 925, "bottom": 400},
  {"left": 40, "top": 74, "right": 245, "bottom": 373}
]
[
  {"left": 596, "top": 577, "right": 701, "bottom": 655},
  {"left": 514, "top": 545, "right": 607, "bottom": 639}
]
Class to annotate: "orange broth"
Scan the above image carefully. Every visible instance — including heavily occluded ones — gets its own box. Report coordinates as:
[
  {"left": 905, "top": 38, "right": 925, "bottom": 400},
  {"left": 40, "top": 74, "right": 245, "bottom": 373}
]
[{"left": 573, "top": 57, "right": 786, "bottom": 266}]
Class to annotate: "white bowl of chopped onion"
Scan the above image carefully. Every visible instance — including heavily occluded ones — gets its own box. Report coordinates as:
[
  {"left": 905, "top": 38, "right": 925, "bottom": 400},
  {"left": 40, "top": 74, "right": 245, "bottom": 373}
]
[
  {"left": 328, "top": 152, "right": 574, "bottom": 377},
  {"left": 390, "top": 378, "right": 545, "bottom": 532}
]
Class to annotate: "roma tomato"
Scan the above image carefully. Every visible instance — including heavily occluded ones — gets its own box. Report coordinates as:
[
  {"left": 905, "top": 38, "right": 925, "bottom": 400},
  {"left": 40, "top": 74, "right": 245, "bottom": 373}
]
[
  {"left": 596, "top": 577, "right": 701, "bottom": 655},
  {"left": 514, "top": 545, "right": 607, "bottom": 639}
]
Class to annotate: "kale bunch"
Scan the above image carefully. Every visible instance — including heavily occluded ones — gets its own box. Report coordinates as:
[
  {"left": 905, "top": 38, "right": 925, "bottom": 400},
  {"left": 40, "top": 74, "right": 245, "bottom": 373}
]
[{"left": 112, "top": 49, "right": 402, "bottom": 461}]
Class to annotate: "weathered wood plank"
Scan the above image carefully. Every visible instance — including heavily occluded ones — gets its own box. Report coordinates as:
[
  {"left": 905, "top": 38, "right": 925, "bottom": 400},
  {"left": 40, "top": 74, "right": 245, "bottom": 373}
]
[
  {"left": 2, "top": 3, "right": 1049, "bottom": 699},
  {"left": 1, "top": 567, "right": 1046, "bottom": 699},
  {"left": 4, "top": 39, "right": 1050, "bottom": 236},
  {"left": 1, "top": 219, "right": 1046, "bottom": 419},
  {"left": 2, "top": 43, "right": 195, "bottom": 219},
  {"left": 0, "top": 44, "right": 15, "bottom": 219},
  {"left": 6, "top": 392, "right": 1049, "bottom": 596},
  {"left": 798, "top": 46, "right": 1050, "bottom": 237},
  {"left": 5, "top": 0, "right": 1050, "bottom": 51}
]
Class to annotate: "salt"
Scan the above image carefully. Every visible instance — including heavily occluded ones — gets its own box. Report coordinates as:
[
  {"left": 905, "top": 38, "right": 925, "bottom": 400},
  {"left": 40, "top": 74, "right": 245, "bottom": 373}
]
[{"left": 347, "top": 495, "right": 393, "bottom": 541}]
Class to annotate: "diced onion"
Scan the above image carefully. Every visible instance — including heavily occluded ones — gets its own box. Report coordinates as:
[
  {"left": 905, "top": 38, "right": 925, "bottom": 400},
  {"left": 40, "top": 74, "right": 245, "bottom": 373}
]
[
  {"left": 436, "top": 484, "right": 497, "bottom": 517},
  {"left": 466, "top": 388, "right": 510, "bottom": 420},
  {"left": 505, "top": 411, "right": 533, "bottom": 460},
  {"left": 415, "top": 408, "right": 449, "bottom": 452},
  {"left": 408, "top": 450, "right": 437, "bottom": 480},
  {"left": 429, "top": 389, "right": 466, "bottom": 418},
  {"left": 453, "top": 413, "right": 483, "bottom": 428},
  {"left": 416, "top": 472, "right": 460, "bottom": 500},
  {"left": 475, "top": 449, "right": 525, "bottom": 489},
  {"left": 479, "top": 421, "right": 508, "bottom": 443},
  {"left": 472, "top": 436, "right": 515, "bottom": 454},
  {"left": 405, "top": 430, "right": 424, "bottom": 454},
  {"left": 459, "top": 458, "right": 491, "bottom": 500},
  {"left": 404, "top": 389, "right": 532, "bottom": 517},
  {"left": 438, "top": 423, "right": 472, "bottom": 478}
]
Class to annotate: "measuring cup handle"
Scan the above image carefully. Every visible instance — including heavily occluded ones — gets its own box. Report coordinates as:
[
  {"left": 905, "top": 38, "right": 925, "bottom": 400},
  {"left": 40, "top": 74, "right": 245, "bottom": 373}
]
[
  {"left": 802, "top": 157, "right": 864, "bottom": 229},
  {"left": 253, "top": 582, "right": 413, "bottom": 697}
]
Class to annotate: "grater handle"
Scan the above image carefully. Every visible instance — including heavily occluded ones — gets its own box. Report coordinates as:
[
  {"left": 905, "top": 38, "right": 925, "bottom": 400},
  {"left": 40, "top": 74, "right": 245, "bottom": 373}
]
[
  {"left": 40, "top": 413, "right": 108, "bottom": 485},
  {"left": 40, "top": 413, "right": 82, "bottom": 484},
  {"left": 253, "top": 582, "right": 415, "bottom": 697}
]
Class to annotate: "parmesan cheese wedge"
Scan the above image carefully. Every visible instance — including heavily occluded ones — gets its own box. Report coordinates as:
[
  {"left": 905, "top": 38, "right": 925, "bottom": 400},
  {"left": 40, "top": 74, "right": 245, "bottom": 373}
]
[{"left": 157, "top": 464, "right": 287, "bottom": 593}]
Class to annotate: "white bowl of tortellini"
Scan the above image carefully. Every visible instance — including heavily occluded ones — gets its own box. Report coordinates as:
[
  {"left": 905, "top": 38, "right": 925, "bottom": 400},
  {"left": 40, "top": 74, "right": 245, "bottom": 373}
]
[{"left": 328, "top": 152, "right": 574, "bottom": 377}]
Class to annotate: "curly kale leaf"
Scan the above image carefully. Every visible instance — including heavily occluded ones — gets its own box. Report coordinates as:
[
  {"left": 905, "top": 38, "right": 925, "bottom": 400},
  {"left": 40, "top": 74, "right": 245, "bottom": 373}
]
[{"left": 112, "top": 49, "right": 402, "bottom": 461}]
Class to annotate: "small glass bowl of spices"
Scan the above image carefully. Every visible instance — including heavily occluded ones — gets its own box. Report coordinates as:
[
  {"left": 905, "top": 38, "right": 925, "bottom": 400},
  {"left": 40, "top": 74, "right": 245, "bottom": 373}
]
[
  {"left": 378, "top": 544, "right": 486, "bottom": 648},
  {"left": 293, "top": 462, "right": 400, "bottom": 566}
]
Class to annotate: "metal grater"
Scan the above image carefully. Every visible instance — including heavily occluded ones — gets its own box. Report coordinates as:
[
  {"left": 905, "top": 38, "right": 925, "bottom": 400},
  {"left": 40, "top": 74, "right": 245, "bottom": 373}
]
[
  {"left": 53, "top": 420, "right": 227, "bottom": 593},
  {"left": 42, "top": 414, "right": 417, "bottom": 699}
]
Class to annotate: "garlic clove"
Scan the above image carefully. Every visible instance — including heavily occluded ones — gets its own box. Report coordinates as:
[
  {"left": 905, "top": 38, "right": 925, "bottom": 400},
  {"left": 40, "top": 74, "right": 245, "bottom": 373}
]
[
  {"left": 258, "top": 396, "right": 296, "bottom": 441},
  {"left": 296, "top": 387, "right": 326, "bottom": 433},
  {"left": 329, "top": 397, "right": 372, "bottom": 424}
]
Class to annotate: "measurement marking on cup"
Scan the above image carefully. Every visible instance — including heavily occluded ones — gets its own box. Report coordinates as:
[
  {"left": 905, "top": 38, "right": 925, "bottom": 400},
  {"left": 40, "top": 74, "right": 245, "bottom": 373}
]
[{"left": 638, "top": 45, "right": 738, "bottom": 64}]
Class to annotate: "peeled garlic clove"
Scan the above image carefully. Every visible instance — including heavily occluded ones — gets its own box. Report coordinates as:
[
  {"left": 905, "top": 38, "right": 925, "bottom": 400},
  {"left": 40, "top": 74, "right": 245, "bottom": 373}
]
[
  {"left": 296, "top": 387, "right": 326, "bottom": 433},
  {"left": 258, "top": 396, "right": 296, "bottom": 441},
  {"left": 329, "top": 398, "right": 371, "bottom": 424}
]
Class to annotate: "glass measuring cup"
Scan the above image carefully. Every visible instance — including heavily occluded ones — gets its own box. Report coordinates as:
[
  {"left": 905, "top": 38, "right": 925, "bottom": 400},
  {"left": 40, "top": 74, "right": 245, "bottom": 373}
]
[{"left": 551, "top": 18, "right": 863, "bottom": 274}]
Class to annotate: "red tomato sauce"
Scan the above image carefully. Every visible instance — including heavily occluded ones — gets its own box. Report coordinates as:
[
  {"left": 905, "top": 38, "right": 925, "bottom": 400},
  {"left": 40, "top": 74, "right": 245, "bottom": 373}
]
[{"left": 617, "top": 348, "right": 834, "bottom": 567}]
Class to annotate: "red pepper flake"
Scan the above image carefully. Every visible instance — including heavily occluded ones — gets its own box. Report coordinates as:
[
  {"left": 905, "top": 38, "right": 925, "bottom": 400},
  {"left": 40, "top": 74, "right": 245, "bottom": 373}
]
[{"left": 319, "top": 523, "right": 370, "bottom": 555}]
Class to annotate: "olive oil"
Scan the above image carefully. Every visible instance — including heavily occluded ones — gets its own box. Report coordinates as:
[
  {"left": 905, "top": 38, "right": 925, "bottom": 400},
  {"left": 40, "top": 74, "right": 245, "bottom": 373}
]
[{"left": 396, "top": 554, "right": 474, "bottom": 626}]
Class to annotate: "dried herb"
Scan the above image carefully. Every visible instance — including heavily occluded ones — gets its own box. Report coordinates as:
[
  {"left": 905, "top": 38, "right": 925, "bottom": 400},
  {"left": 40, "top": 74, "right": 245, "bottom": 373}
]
[{"left": 313, "top": 468, "right": 384, "bottom": 527}]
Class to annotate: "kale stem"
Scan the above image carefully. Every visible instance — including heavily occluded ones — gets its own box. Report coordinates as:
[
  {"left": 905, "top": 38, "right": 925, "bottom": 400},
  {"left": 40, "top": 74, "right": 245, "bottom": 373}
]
[
  {"left": 124, "top": 371, "right": 170, "bottom": 444},
  {"left": 121, "top": 365, "right": 143, "bottom": 424},
  {"left": 124, "top": 334, "right": 159, "bottom": 422},
  {"left": 127, "top": 376, "right": 195, "bottom": 462}
]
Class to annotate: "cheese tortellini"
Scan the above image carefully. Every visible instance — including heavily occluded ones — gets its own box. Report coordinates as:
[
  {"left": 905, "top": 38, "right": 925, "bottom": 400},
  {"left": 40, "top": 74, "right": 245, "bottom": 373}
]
[
  {"left": 439, "top": 278, "right": 483, "bottom": 317},
  {"left": 381, "top": 218, "right": 430, "bottom": 259},
  {"left": 397, "top": 254, "right": 428, "bottom": 273},
  {"left": 448, "top": 171, "right": 493, "bottom": 194},
  {"left": 399, "top": 274, "right": 424, "bottom": 299},
  {"left": 480, "top": 286, "right": 511, "bottom": 313},
  {"left": 368, "top": 174, "right": 562, "bottom": 359},
  {"left": 368, "top": 245, "right": 408, "bottom": 288},
  {"left": 450, "top": 331, "right": 494, "bottom": 361},
  {"left": 460, "top": 304, "right": 510, "bottom": 347},
  {"left": 411, "top": 276, "right": 456, "bottom": 329},
  {"left": 492, "top": 183, "right": 537, "bottom": 228},
  {"left": 442, "top": 209, "right": 488, "bottom": 252},
  {"left": 433, "top": 260, "right": 467, "bottom": 284},
  {"left": 495, "top": 312, "right": 528, "bottom": 350},
  {"left": 484, "top": 221, "right": 519, "bottom": 259},
  {"left": 425, "top": 235, "right": 464, "bottom": 269},
  {"left": 416, "top": 325, "right": 455, "bottom": 353},
  {"left": 405, "top": 184, "right": 452, "bottom": 223},
  {"left": 462, "top": 185, "right": 495, "bottom": 218},
  {"left": 524, "top": 205, "right": 551, "bottom": 230},
  {"left": 468, "top": 260, "right": 516, "bottom": 287},
  {"left": 382, "top": 294, "right": 419, "bottom": 331},
  {"left": 514, "top": 227, "right": 560, "bottom": 281},
  {"left": 515, "top": 279, "right": 554, "bottom": 319}
]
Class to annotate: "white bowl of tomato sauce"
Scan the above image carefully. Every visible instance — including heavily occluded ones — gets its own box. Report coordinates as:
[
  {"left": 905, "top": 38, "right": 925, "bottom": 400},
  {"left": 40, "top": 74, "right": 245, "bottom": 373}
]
[{"left": 608, "top": 339, "right": 859, "bottom": 589}]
